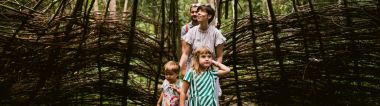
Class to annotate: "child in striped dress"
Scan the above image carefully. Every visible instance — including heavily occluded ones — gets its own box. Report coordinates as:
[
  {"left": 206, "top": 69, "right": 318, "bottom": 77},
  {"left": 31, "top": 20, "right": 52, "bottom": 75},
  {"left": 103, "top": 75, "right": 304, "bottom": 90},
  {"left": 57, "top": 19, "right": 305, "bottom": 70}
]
[{"left": 180, "top": 47, "right": 230, "bottom": 106}]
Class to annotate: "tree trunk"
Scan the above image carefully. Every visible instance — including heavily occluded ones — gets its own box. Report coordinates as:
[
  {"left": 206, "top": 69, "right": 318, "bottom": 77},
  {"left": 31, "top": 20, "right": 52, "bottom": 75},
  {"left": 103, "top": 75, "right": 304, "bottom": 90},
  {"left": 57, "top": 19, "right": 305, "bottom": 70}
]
[
  {"left": 122, "top": 0, "right": 139, "bottom": 105},
  {"left": 232, "top": 0, "right": 242, "bottom": 106},
  {"left": 306, "top": 2, "right": 331, "bottom": 103},
  {"left": 97, "top": 0, "right": 113, "bottom": 103},
  {"left": 153, "top": 0, "right": 165, "bottom": 104},
  {"left": 248, "top": 0, "right": 263, "bottom": 105},
  {"left": 307, "top": 0, "right": 325, "bottom": 57},
  {"left": 291, "top": 0, "right": 310, "bottom": 61},
  {"left": 216, "top": 0, "right": 221, "bottom": 28},
  {"left": 342, "top": 0, "right": 361, "bottom": 104},
  {"left": 168, "top": 0, "right": 173, "bottom": 60},
  {"left": 267, "top": 0, "right": 288, "bottom": 104},
  {"left": 76, "top": 0, "right": 95, "bottom": 104},
  {"left": 109, "top": 0, "right": 117, "bottom": 20},
  {"left": 169, "top": 0, "right": 178, "bottom": 61},
  {"left": 208, "top": 0, "right": 216, "bottom": 26},
  {"left": 94, "top": 0, "right": 100, "bottom": 20},
  {"left": 192, "top": 0, "right": 197, "bottom": 3},
  {"left": 224, "top": 0, "right": 228, "bottom": 19},
  {"left": 376, "top": 0, "right": 380, "bottom": 12},
  {"left": 208, "top": 0, "right": 215, "bottom": 8},
  {"left": 175, "top": 0, "right": 180, "bottom": 60},
  {"left": 262, "top": 0, "right": 271, "bottom": 19},
  {"left": 122, "top": 0, "right": 129, "bottom": 20},
  {"left": 97, "top": 14, "right": 104, "bottom": 106}
]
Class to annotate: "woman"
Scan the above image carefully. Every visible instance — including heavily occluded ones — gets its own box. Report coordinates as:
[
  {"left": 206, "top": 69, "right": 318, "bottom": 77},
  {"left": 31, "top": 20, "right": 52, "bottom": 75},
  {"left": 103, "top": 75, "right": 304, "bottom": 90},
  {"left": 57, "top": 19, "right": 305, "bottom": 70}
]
[
  {"left": 179, "top": 4, "right": 226, "bottom": 77},
  {"left": 178, "top": 4, "right": 226, "bottom": 105}
]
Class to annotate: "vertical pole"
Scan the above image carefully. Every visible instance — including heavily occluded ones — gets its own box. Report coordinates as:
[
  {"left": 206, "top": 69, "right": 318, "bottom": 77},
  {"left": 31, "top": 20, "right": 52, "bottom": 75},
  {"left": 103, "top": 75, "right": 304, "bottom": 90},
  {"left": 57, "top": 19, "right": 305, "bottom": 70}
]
[
  {"left": 122, "top": 0, "right": 139, "bottom": 105},
  {"left": 232, "top": 0, "right": 242, "bottom": 105},
  {"left": 267, "top": 0, "right": 287, "bottom": 104}
]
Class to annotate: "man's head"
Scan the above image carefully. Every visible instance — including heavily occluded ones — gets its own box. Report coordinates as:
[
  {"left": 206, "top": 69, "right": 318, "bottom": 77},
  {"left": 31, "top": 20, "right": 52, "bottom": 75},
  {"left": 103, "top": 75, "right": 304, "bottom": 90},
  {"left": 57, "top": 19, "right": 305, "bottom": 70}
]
[{"left": 189, "top": 3, "right": 200, "bottom": 22}]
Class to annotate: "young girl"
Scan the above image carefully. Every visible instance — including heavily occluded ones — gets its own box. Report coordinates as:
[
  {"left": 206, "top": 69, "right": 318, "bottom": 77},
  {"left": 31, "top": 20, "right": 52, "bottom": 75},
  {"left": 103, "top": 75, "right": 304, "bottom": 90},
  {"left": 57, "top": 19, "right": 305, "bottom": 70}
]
[
  {"left": 180, "top": 47, "right": 230, "bottom": 106},
  {"left": 157, "top": 61, "right": 182, "bottom": 106}
]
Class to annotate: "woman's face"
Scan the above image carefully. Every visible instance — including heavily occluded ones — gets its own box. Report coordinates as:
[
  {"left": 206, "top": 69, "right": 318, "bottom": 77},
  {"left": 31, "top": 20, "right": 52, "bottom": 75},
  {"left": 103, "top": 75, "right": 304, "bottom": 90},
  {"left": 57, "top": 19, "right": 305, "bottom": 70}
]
[{"left": 196, "top": 9, "right": 211, "bottom": 23}]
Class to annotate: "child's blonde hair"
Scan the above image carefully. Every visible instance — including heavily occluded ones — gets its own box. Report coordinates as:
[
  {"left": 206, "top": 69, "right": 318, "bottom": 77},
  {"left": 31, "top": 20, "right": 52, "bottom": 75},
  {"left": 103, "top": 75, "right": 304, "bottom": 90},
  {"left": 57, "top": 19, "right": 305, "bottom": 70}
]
[
  {"left": 191, "top": 47, "right": 213, "bottom": 74},
  {"left": 164, "top": 61, "right": 179, "bottom": 75}
]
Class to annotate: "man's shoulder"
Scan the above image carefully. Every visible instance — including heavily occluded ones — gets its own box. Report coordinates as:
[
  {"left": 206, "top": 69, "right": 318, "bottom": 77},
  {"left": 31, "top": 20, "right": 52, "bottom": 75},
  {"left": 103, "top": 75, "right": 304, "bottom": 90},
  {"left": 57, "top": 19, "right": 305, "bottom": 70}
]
[
  {"left": 189, "top": 25, "right": 199, "bottom": 30},
  {"left": 181, "top": 24, "right": 187, "bottom": 30}
]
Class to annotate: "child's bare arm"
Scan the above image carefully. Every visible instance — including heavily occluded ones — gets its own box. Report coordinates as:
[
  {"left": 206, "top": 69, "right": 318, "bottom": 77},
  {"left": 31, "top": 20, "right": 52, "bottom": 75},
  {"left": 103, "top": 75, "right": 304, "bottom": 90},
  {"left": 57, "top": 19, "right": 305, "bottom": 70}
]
[
  {"left": 212, "top": 60, "right": 230, "bottom": 76},
  {"left": 157, "top": 92, "right": 163, "bottom": 106},
  {"left": 180, "top": 81, "right": 189, "bottom": 106}
]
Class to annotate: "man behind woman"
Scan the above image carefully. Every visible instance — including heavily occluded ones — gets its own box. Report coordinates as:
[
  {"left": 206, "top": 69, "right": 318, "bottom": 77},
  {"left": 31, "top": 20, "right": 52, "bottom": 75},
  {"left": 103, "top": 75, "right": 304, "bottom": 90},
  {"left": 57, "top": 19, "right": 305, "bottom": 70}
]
[{"left": 180, "top": 3, "right": 199, "bottom": 37}]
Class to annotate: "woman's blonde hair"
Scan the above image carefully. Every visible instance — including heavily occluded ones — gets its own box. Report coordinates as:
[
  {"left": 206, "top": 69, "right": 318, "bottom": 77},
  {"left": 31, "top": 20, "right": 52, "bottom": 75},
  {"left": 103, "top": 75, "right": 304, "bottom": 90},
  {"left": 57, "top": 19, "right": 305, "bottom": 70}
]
[
  {"left": 191, "top": 47, "right": 213, "bottom": 74},
  {"left": 164, "top": 61, "right": 179, "bottom": 75}
]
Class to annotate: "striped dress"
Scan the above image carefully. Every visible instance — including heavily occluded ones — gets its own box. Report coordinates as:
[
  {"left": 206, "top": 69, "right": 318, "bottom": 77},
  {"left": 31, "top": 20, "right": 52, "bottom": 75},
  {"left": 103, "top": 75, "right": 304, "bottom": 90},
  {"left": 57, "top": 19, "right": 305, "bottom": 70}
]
[{"left": 184, "top": 68, "right": 218, "bottom": 106}]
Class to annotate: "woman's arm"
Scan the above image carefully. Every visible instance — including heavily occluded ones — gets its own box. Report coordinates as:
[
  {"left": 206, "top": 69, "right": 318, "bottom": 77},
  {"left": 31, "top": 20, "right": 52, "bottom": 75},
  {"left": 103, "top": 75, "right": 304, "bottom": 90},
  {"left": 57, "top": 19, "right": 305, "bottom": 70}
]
[
  {"left": 180, "top": 81, "right": 189, "bottom": 106},
  {"left": 212, "top": 60, "right": 230, "bottom": 76},
  {"left": 156, "top": 92, "right": 163, "bottom": 106},
  {"left": 179, "top": 40, "right": 191, "bottom": 77},
  {"left": 215, "top": 44, "right": 224, "bottom": 63}
]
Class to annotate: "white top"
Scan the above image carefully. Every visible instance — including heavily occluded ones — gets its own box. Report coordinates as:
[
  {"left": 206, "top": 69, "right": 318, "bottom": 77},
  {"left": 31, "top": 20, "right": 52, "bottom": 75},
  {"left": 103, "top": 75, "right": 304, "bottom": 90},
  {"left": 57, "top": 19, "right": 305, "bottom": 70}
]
[{"left": 181, "top": 25, "right": 226, "bottom": 68}]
